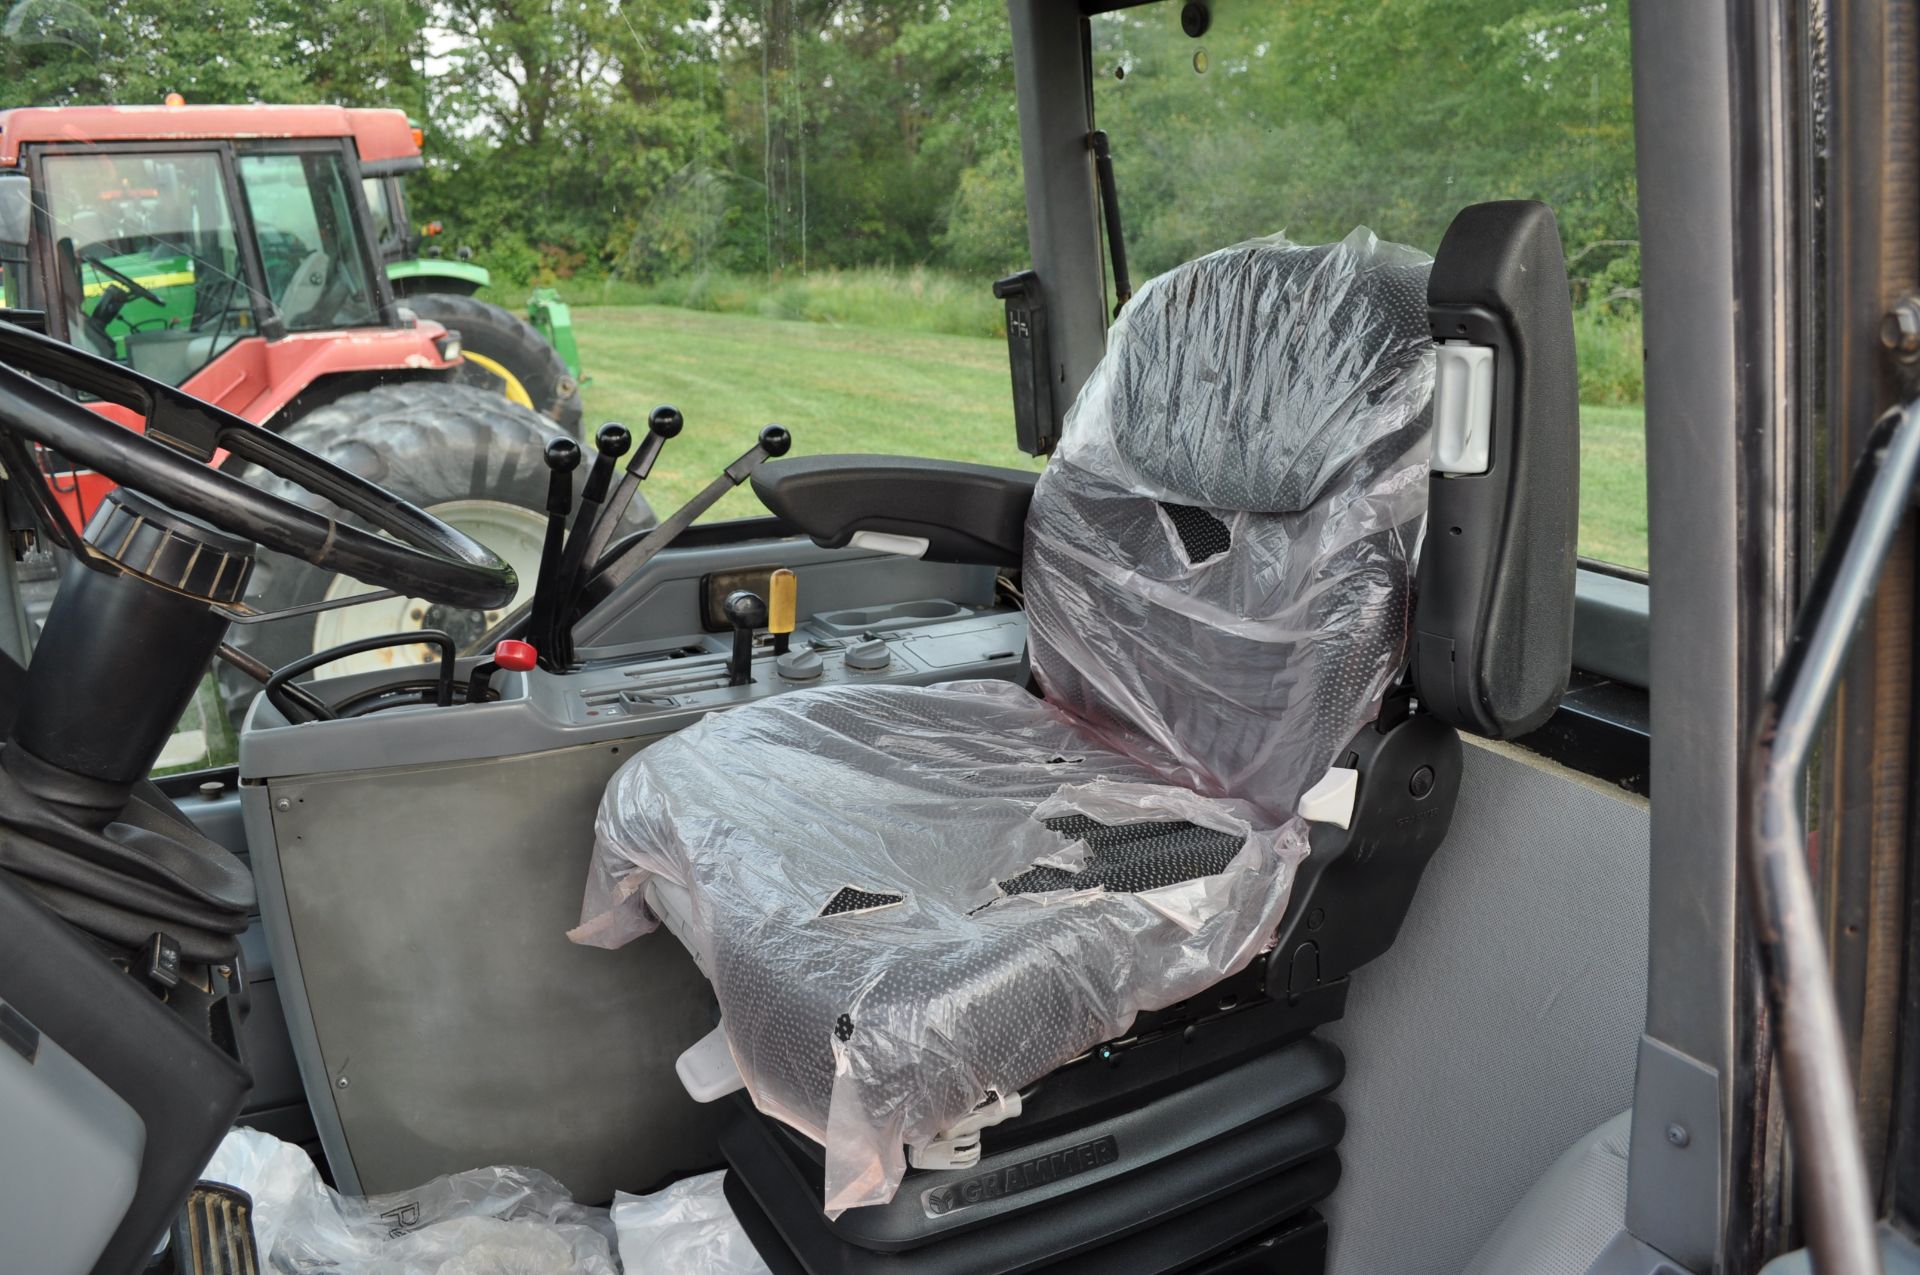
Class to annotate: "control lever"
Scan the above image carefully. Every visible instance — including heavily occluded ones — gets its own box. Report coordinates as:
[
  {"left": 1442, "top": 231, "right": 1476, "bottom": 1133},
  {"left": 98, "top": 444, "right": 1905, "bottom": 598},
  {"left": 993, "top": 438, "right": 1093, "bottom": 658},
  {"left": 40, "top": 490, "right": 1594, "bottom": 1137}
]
[
  {"left": 477, "top": 424, "right": 793, "bottom": 654},
  {"left": 768, "top": 568, "right": 797, "bottom": 655},
  {"left": 580, "top": 405, "right": 683, "bottom": 576},
  {"left": 546, "top": 422, "right": 632, "bottom": 667},
  {"left": 466, "top": 639, "right": 539, "bottom": 703},
  {"left": 525, "top": 436, "right": 581, "bottom": 668},
  {"left": 724, "top": 590, "right": 768, "bottom": 686},
  {"left": 589, "top": 424, "right": 792, "bottom": 597}
]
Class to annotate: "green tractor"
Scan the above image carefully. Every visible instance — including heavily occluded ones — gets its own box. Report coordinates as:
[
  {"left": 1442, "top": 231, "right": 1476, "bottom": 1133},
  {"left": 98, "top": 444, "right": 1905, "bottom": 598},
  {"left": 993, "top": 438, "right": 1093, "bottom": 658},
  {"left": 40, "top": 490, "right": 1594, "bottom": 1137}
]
[{"left": 361, "top": 155, "right": 585, "bottom": 434}]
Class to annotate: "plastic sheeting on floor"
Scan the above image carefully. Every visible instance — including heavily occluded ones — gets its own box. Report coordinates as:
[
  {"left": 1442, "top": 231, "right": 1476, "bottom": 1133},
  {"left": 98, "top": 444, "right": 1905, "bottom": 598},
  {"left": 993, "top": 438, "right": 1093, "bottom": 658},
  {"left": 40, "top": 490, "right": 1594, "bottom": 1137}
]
[
  {"left": 198, "top": 1127, "right": 619, "bottom": 1274},
  {"left": 613, "top": 1171, "right": 770, "bottom": 1274}
]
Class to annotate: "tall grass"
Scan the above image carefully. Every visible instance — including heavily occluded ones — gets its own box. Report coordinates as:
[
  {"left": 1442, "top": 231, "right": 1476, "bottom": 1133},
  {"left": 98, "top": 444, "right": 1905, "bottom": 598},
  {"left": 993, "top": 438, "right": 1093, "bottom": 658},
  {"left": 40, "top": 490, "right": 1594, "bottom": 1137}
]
[
  {"left": 487, "top": 266, "right": 1006, "bottom": 340},
  {"left": 1574, "top": 306, "right": 1645, "bottom": 407}
]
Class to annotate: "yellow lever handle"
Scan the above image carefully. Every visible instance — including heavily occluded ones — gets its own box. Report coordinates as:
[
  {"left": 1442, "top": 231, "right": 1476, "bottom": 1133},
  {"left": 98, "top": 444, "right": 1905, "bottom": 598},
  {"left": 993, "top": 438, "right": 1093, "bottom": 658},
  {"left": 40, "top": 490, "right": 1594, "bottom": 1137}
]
[{"left": 768, "top": 568, "right": 797, "bottom": 635}]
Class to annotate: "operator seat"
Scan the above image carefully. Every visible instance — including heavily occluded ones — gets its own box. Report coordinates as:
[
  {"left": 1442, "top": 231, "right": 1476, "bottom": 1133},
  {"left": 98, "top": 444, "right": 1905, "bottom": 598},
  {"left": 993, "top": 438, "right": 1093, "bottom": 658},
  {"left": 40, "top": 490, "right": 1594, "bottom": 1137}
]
[{"left": 578, "top": 202, "right": 1580, "bottom": 1269}]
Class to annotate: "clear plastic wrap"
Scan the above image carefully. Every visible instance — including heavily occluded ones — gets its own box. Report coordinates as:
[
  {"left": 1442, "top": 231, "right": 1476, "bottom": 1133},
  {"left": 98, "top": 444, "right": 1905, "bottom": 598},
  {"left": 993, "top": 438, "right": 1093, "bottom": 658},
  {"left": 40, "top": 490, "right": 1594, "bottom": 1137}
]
[
  {"left": 1025, "top": 227, "right": 1435, "bottom": 820},
  {"left": 575, "top": 227, "right": 1434, "bottom": 1215},
  {"left": 612, "top": 1170, "right": 772, "bottom": 1274},
  {"left": 575, "top": 678, "right": 1308, "bottom": 1214},
  {"left": 198, "top": 1126, "right": 619, "bottom": 1274}
]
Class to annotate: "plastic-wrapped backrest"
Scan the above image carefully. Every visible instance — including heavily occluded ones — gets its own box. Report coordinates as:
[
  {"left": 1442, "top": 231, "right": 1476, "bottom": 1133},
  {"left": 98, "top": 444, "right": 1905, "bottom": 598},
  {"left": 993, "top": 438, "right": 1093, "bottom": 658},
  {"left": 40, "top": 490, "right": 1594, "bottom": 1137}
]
[{"left": 1023, "top": 228, "right": 1436, "bottom": 819}]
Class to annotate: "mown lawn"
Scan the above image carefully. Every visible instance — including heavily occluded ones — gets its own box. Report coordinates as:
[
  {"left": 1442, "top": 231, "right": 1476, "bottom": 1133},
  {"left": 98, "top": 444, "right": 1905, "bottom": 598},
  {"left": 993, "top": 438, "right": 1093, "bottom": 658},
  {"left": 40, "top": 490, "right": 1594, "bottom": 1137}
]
[
  {"left": 576, "top": 306, "right": 1045, "bottom": 526},
  {"left": 578, "top": 305, "right": 1647, "bottom": 569},
  {"left": 1578, "top": 404, "right": 1648, "bottom": 571}
]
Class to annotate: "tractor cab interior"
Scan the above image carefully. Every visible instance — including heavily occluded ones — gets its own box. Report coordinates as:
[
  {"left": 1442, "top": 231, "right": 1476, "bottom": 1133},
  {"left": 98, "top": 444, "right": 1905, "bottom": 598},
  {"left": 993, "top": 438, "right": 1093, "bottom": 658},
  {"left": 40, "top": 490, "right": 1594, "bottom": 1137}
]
[{"left": 5, "top": 2, "right": 1914, "bottom": 1274}]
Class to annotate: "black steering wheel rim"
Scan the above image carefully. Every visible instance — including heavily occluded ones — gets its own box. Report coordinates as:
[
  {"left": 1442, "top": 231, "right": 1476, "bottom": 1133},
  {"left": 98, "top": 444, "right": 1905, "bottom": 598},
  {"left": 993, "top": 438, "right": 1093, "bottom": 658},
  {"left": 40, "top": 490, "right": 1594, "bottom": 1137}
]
[
  {"left": 0, "top": 320, "right": 517, "bottom": 610},
  {"left": 78, "top": 251, "right": 166, "bottom": 307}
]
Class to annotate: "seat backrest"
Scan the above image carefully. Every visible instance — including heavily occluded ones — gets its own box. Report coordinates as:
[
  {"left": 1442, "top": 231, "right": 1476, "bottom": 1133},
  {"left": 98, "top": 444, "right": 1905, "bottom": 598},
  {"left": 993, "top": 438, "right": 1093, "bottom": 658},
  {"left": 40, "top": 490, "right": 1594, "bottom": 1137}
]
[{"left": 1022, "top": 227, "right": 1435, "bottom": 819}]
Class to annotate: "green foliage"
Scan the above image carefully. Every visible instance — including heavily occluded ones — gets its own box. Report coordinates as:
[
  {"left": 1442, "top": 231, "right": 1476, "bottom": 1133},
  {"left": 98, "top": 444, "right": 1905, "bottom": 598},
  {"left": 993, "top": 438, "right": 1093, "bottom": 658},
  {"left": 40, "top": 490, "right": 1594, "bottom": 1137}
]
[
  {"left": 5, "top": 2, "right": 1636, "bottom": 297},
  {"left": 8, "top": 0, "right": 1641, "bottom": 411}
]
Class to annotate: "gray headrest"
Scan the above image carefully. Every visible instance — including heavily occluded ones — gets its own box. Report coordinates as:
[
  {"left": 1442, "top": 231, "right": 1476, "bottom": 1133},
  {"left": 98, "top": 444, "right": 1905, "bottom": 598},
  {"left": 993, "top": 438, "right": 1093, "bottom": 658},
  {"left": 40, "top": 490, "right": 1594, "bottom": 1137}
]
[{"left": 1090, "top": 229, "right": 1432, "bottom": 514}]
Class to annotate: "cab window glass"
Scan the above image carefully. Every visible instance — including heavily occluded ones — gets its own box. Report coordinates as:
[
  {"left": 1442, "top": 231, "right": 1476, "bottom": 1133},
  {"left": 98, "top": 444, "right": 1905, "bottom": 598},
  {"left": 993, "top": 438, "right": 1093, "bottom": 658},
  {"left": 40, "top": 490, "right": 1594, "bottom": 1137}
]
[
  {"left": 362, "top": 177, "right": 396, "bottom": 251},
  {"left": 579, "top": 5, "right": 1037, "bottom": 524},
  {"left": 1090, "top": 1, "right": 1645, "bottom": 570},
  {"left": 237, "top": 152, "right": 380, "bottom": 332},
  {"left": 39, "top": 150, "right": 253, "bottom": 386}
]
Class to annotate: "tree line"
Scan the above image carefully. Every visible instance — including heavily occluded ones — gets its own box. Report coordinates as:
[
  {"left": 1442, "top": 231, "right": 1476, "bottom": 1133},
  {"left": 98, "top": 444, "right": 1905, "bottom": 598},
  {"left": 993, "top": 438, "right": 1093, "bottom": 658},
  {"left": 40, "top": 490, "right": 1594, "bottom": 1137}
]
[{"left": 1, "top": 0, "right": 1638, "bottom": 311}]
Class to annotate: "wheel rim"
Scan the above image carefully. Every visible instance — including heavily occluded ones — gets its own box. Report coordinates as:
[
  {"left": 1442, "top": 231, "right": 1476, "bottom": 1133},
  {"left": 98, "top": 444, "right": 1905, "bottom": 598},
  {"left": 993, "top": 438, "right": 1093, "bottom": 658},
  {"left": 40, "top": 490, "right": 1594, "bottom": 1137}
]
[
  {"left": 457, "top": 351, "right": 538, "bottom": 411},
  {"left": 311, "top": 498, "right": 548, "bottom": 674}
]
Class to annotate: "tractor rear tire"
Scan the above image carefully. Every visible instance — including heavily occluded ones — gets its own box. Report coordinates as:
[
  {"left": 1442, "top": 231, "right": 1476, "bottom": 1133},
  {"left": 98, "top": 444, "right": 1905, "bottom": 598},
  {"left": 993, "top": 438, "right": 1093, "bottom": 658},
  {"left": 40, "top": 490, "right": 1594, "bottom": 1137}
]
[
  {"left": 404, "top": 292, "right": 584, "bottom": 434},
  {"left": 217, "top": 381, "right": 651, "bottom": 723}
]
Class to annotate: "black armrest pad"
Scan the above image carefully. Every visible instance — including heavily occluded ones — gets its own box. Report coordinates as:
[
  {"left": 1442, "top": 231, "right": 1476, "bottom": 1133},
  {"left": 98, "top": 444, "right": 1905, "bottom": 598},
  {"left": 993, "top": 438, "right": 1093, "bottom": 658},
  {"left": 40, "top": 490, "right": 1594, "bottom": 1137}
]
[{"left": 750, "top": 455, "right": 1036, "bottom": 566}]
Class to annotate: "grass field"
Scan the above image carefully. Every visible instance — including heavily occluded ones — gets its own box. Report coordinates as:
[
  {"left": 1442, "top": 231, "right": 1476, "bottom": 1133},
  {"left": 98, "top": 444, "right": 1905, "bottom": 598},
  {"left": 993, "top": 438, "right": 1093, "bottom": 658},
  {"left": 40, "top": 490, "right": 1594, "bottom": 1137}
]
[{"left": 578, "top": 305, "right": 1648, "bottom": 570}]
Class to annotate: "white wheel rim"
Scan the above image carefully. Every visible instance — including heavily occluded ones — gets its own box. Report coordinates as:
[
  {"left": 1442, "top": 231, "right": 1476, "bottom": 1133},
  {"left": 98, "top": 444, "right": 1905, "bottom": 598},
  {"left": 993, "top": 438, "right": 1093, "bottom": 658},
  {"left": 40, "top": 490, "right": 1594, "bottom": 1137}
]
[{"left": 310, "top": 498, "right": 548, "bottom": 675}]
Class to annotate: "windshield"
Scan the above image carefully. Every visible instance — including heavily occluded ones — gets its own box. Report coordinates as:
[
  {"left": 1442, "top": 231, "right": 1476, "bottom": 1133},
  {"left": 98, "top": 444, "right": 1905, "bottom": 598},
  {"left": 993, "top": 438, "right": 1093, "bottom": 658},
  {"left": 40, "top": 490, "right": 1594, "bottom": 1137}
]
[
  {"left": 237, "top": 150, "right": 381, "bottom": 332},
  {"left": 1089, "top": 1, "right": 1643, "bottom": 569},
  {"left": 38, "top": 149, "right": 254, "bottom": 386}
]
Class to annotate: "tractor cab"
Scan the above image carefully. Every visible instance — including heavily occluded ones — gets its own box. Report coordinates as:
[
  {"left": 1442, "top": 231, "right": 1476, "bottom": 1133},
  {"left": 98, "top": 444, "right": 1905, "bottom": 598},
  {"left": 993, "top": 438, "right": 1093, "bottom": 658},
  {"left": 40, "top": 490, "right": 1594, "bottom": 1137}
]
[
  {"left": 0, "top": 3, "right": 1914, "bottom": 1275},
  {"left": 0, "top": 105, "right": 430, "bottom": 378},
  {"left": 0, "top": 105, "right": 456, "bottom": 527}
]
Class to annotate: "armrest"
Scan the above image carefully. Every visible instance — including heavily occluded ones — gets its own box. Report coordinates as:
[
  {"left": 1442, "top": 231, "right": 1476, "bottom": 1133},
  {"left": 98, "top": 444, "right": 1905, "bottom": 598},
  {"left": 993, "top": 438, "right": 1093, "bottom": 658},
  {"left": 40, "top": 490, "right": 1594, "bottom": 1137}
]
[
  {"left": 750, "top": 455, "right": 1037, "bottom": 566},
  {"left": 1415, "top": 200, "right": 1580, "bottom": 739}
]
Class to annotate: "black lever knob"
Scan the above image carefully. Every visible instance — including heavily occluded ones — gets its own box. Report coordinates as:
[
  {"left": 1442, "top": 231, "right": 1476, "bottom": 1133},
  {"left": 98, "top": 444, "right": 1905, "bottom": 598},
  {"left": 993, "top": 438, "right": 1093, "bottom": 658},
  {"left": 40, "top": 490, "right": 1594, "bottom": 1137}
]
[
  {"left": 759, "top": 424, "right": 792, "bottom": 458},
  {"left": 725, "top": 589, "right": 768, "bottom": 686},
  {"left": 595, "top": 421, "right": 633, "bottom": 460},
  {"left": 725, "top": 589, "right": 769, "bottom": 629},
  {"left": 543, "top": 436, "right": 581, "bottom": 514},
  {"left": 649, "top": 405, "right": 685, "bottom": 439}
]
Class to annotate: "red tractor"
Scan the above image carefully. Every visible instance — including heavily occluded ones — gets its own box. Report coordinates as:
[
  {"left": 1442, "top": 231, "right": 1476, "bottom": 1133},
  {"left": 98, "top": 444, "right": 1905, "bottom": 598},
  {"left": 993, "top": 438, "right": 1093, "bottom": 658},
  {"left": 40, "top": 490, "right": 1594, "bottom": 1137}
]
[{"left": 0, "top": 103, "right": 636, "bottom": 698}]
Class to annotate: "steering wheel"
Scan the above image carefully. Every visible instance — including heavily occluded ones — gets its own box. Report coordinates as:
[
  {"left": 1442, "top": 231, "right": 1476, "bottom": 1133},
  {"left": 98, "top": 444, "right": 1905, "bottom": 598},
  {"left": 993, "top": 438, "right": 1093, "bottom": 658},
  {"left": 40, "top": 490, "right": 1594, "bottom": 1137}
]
[
  {"left": 78, "top": 251, "right": 167, "bottom": 308},
  {"left": 0, "top": 319, "right": 516, "bottom": 610}
]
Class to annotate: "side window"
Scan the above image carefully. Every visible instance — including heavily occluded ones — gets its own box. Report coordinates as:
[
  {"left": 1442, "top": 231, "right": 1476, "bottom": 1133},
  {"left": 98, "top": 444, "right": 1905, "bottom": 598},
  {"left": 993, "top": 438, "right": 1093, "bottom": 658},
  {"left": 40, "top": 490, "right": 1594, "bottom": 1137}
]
[
  {"left": 1088, "top": 4, "right": 1644, "bottom": 572},
  {"left": 237, "top": 152, "right": 380, "bottom": 332},
  {"left": 362, "top": 176, "right": 396, "bottom": 251},
  {"left": 39, "top": 150, "right": 253, "bottom": 386}
]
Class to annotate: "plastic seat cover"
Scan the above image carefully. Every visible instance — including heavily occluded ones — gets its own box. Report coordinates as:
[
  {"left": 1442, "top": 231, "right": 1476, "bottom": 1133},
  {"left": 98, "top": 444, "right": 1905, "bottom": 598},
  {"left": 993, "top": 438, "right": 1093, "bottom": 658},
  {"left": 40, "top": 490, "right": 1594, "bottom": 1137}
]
[{"left": 575, "top": 227, "right": 1437, "bottom": 1213}]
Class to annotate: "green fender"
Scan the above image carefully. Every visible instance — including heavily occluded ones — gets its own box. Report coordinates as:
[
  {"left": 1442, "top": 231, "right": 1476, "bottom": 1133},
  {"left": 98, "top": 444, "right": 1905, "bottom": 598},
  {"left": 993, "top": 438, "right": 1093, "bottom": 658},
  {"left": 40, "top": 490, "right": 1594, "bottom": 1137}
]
[
  {"left": 387, "top": 257, "right": 492, "bottom": 295},
  {"left": 526, "top": 286, "right": 584, "bottom": 381}
]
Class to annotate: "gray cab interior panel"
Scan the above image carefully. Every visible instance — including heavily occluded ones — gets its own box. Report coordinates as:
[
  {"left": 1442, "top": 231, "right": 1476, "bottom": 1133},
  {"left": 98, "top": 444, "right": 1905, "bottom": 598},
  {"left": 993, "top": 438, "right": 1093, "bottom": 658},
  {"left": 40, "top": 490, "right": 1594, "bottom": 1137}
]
[
  {"left": 0, "top": 1011, "right": 146, "bottom": 1275},
  {"left": 1324, "top": 741, "right": 1650, "bottom": 1275},
  {"left": 252, "top": 740, "right": 720, "bottom": 1199}
]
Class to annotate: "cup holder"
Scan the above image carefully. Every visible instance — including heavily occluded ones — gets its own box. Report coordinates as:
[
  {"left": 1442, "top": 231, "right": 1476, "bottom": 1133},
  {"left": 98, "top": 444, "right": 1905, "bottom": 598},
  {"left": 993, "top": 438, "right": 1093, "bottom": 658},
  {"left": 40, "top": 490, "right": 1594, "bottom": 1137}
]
[{"left": 815, "top": 599, "right": 969, "bottom": 634}]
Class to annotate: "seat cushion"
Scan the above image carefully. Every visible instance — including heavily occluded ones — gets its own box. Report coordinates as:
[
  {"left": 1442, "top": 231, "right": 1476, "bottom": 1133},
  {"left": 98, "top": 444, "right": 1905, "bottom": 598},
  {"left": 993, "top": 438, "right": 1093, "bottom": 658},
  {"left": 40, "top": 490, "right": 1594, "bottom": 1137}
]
[{"left": 574, "top": 678, "right": 1307, "bottom": 1214}]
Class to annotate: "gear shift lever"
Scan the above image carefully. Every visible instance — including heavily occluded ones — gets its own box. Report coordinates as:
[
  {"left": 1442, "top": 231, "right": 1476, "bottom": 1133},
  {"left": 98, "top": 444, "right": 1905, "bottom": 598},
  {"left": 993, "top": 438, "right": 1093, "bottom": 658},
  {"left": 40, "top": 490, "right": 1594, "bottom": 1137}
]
[
  {"left": 524, "top": 436, "right": 580, "bottom": 667},
  {"left": 724, "top": 589, "right": 768, "bottom": 686}
]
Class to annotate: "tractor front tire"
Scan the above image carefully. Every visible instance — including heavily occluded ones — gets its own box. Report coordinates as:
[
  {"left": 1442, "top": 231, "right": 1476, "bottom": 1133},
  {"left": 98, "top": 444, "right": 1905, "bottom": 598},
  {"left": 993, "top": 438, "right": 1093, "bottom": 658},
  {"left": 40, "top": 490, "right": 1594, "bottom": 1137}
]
[
  {"left": 403, "top": 292, "right": 584, "bottom": 434},
  {"left": 218, "top": 381, "right": 649, "bottom": 722}
]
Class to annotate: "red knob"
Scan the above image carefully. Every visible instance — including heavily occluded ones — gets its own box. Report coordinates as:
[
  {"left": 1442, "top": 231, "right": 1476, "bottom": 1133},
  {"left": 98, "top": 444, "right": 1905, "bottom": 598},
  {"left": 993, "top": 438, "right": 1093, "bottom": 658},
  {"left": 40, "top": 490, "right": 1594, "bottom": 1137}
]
[{"left": 494, "top": 639, "right": 538, "bottom": 672}]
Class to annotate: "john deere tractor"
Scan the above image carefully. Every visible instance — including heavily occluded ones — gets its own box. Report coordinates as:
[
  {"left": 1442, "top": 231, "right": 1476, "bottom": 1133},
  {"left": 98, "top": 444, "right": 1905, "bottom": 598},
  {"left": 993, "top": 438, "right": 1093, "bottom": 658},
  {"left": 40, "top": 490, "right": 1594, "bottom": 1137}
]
[
  {"left": 0, "top": 102, "right": 641, "bottom": 713},
  {"left": 362, "top": 149, "right": 585, "bottom": 433}
]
